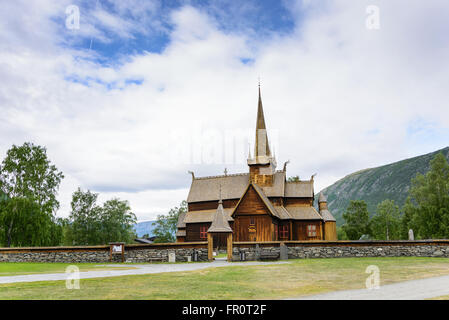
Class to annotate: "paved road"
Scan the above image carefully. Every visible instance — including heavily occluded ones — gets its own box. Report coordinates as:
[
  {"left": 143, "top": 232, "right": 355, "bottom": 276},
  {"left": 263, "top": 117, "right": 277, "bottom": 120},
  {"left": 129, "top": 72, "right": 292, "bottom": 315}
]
[
  {"left": 292, "top": 275, "right": 449, "bottom": 300},
  {"left": 0, "top": 261, "right": 288, "bottom": 284}
]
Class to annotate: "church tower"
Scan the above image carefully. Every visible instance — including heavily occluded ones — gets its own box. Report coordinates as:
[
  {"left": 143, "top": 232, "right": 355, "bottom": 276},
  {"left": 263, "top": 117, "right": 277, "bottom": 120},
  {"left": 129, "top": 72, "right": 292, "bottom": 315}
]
[{"left": 247, "top": 85, "right": 277, "bottom": 186}]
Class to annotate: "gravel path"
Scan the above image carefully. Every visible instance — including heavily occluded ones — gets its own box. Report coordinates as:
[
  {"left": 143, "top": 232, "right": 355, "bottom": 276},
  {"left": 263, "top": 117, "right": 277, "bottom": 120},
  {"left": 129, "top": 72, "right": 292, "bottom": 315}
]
[
  {"left": 0, "top": 261, "right": 288, "bottom": 284},
  {"left": 291, "top": 275, "right": 449, "bottom": 300}
]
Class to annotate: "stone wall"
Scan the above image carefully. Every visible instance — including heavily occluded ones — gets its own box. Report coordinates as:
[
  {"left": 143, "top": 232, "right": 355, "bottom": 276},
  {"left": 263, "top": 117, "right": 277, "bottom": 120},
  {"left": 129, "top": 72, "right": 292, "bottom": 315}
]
[
  {"left": 2, "top": 240, "right": 449, "bottom": 263},
  {"left": 232, "top": 240, "right": 449, "bottom": 261},
  {"left": 0, "top": 242, "right": 208, "bottom": 263},
  {"left": 126, "top": 245, "right": 208, "bottom": 263}
]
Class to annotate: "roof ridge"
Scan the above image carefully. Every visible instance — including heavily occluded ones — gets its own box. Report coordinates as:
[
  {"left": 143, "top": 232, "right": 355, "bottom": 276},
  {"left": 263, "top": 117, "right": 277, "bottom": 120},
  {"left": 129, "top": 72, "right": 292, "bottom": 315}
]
[{"left": 195, "top": 173, "right": 248, "bottom": 180}]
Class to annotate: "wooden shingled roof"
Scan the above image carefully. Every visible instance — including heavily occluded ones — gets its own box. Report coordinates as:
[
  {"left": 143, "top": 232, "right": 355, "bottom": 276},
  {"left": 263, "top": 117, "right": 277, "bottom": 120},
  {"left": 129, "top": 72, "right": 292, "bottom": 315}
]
[
  {"left": 187, "top": 173, "right": 249, "bottom": 203},
  {"left": 177, "top": 211, "right": 187, "bottom": 228},
  {"left": 187, "top": 171, "right": 313, "bottom": 203},
  {"left": 318, "top": 193, "right": 336, "bottom": 221},
  {"left": 286, "top": 206, "right": 323, "bottom": 220},
  {"left": 319, "top": 209, "right": 336, "bottom": 222},
  {"left": 208, "top": 199, "right": 233, "bottom": 233},
  {"left": 284, "top": 181, "right": 314, "bottom": 198}
]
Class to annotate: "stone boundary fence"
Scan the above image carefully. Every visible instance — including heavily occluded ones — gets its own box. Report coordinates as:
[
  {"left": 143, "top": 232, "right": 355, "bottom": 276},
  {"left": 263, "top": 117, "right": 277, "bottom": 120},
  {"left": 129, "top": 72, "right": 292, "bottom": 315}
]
[
  {"left": 1, "top": 240, "right": 449, "bottom": 263},
  {"left": 232, "top": 240, "right": 449, "bottom": 261},
  {"left": 0, "top": 242, "right": 208, "bottom": 263}
]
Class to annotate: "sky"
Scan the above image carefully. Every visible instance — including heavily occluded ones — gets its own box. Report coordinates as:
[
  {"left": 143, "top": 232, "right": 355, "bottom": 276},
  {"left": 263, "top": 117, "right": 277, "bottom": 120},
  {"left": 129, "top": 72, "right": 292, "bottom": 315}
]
[{"left": 1, "top": 0, "right": 448, "bottom": 221}]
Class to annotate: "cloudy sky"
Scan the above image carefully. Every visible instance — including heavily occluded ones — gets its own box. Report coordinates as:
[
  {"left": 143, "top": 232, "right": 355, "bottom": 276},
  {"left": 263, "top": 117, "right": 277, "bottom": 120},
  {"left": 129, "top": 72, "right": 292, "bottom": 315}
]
[{"left": 1, "top": 0, "right": 448, "bottom": 221}]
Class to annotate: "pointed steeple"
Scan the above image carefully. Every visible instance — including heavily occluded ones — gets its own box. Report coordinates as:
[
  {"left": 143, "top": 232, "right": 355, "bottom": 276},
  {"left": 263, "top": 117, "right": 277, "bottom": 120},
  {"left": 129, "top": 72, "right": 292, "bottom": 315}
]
[
  {"left": 248, "top": 83, "right": 276, "bottom": 169},
  {"left": 208, "top": 186, "right": 232, "bottom": 233},
  {"left": 254, "top": 84, "right": 271, "bottom": 158}
]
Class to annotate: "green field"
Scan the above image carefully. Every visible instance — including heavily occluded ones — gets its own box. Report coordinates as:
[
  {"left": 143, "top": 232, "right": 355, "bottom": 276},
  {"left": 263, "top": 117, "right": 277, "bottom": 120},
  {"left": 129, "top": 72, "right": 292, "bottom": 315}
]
[{"left": 1, "top": 257, "right": 449, "bottom": 299}]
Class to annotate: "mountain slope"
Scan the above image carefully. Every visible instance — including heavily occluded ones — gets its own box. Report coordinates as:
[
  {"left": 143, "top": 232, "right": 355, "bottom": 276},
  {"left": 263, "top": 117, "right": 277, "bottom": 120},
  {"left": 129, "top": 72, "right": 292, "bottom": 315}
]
[{"left": 318, "top": 147, "right": 449, "bottom": 225}]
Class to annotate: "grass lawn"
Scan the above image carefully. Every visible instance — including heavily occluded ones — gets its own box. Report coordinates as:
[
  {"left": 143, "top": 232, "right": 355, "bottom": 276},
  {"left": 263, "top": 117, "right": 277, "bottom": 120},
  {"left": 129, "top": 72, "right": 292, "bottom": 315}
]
[
  {"left": 1, "top": 257, "right": 449, "bottom": 299},
  {"left": 0, "top": 262, "right": 135, "bottom": 276}
]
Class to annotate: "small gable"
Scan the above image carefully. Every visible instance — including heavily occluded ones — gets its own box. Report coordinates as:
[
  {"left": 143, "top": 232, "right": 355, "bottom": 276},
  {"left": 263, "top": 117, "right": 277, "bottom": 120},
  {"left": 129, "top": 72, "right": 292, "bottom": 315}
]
[{"left": 232, "top": 184, "right": 275, "bottom": 217}]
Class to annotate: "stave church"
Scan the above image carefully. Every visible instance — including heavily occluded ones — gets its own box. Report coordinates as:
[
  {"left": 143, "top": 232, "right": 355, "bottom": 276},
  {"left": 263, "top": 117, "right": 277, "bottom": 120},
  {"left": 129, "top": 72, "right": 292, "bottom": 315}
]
[{"left": 176, "top": 86, "right": 337, "bottom": 245}]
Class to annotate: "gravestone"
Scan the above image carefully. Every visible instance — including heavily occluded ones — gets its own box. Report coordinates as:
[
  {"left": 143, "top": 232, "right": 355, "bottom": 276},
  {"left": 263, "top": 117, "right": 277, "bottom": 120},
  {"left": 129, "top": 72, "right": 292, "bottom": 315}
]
[
  {"left": 408, "top": 229, "right": 414, "bottom": 241},
  {"left": 168, "top": 251, "right": 176, "bottom": 263},
  {"left": 280, "top": 242, "right": 288, "bottom": 260},
  {"left": 255, "top": 244, "right": 261, "bottom": 260}
]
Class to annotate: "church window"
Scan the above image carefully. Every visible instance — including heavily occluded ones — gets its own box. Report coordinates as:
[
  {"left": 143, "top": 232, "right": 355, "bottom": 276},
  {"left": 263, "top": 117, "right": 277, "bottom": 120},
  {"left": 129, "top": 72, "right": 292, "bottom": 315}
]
[
  {"left": 307, "top": 225, "right": 317, "bottom": 237},
  {"left": 200, "top": 226, "right": 207, "bottom": 239},
  {"left": 279, "top": 225, "right": 289, "bottom": 239}
]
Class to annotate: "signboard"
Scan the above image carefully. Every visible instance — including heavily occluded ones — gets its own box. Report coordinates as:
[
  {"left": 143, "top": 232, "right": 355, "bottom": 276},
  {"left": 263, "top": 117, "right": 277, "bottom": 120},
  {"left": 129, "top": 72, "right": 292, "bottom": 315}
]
[
  {"left": 109, "top": 243, "right": 125, "bottom": 262},
  {"left": 112, "top": 245, "right": 123, "bottom": 253}
]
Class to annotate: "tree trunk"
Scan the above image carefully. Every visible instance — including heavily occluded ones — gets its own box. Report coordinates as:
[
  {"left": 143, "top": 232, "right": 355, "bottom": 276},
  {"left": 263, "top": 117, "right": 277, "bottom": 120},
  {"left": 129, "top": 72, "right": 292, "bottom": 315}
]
[
  {"left": 7, "top": 219, "right": 13, "bottom": 247},
  {"left": 386, "top": 222, "right": 389, "bottom": 241},
  {"left": 7, "top": 203, "right": 16, "bottom": 247}
]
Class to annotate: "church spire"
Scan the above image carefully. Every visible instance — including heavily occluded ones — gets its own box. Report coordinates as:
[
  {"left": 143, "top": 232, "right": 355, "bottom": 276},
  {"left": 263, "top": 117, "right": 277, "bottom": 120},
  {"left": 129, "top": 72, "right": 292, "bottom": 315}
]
[{"left": 248, "top": 83, "right": 275, "bottom": 167}]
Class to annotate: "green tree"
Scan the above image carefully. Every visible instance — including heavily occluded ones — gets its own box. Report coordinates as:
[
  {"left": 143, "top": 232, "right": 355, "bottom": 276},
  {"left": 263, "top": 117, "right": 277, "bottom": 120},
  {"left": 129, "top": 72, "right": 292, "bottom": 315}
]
[
  {"left": 67, "top": 188, "right": 101, "bottom": 245},
  {"left": 341, "top": 200, "right": 371, "bottom": 240},
  {"left": 99, "top": 198, "right": 137, "bottom": 244},
  {"left": 0, "top": 143, "right": 64, "bottom": 247},
  {"left": 66, "top": 188, "right": 137, "bottom": 245},
  {"left": 152, "top": 200, "right": 187, "bottom": 243},
  {"left": 0, "top": 197, "right": 62, "bottom": 247},
  {"left": 371, "top": 200, "right": 401, "bottom": 240},
  {"left": 0, "top": 142, "right": 64, "bottom": 214},
  {"left": 287, "top": 176, "right": 300, "bottom": 182},
  {"left": 400, "top": 197, "right": 419, "bottom": 239},
  {"left": 336, "top": 226, "right": 348, "bottom": 240},
  {"left": 405, "top": 152, "right": 449, "bottom": 239}
]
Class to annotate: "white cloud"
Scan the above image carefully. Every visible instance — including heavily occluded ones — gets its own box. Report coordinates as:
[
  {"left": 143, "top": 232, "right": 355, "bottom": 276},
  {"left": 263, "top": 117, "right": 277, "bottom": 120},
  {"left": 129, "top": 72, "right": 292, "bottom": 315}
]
[{"left": 0, "top": 1, "right": 448, "bottom": 220}]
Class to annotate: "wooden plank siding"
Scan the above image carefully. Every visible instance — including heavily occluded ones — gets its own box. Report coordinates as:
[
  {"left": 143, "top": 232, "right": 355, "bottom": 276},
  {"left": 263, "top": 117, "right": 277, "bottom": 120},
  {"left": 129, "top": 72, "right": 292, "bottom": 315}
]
[
  {"left": 234, "top": 185, "right": 271, "bottom": 215},
  {"left": 186, "top": 223, "right": 232, "bottom": 248},
  {"left": 188, "top": 199, "right": 239, "bottom": 211},
  {"left": 232, "top": 185, "right": 277, "bottom": 241},
  {"left": 186, "top": 223, "right": 210, "bottom": 242},
  {"left": 233, "top": 215, "right": 275, "bottom": 242},
  {"left": 284, "top": 198, "right": 314, "bottom": 206},
  {"left": 292, "top": 221, "right": 323, "bottom": 241},
  {"left": 323, "top": 221, "right": 337, "bottom": 241}
]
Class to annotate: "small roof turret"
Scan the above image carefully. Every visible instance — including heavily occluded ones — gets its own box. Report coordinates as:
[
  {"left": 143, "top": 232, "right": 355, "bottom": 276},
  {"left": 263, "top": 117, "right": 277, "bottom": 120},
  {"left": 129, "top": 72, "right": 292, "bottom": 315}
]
[
  {"left": 318, "top": 192, "right": 327, "bottom": 203},
  {"left": 207, "top": 188, "right": 233, "bottom": 233}
]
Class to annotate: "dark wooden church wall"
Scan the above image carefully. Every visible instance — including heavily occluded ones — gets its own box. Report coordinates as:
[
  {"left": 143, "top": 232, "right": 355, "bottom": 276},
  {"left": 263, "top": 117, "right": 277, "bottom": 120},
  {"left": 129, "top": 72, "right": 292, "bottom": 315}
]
[
  {"left": 284, "top": 198, "right": 313, "bottom": 206},
  {"left": 292, "top": 221, "right": 323, "bottom": 241},
  {"left": 232, "top": 184, "right": 276, "bottom": 241},
  {"left": 188, "top": 199, "right": 239, "bottom": 211},
  {"left": 186, "top": 223, "right": 211, "bottom": 242},
  {"left": 233, "top": 215, "right": 274, "bottom": 242},
  {"left": 234, "top": 185, "right": 269, "bottom": 215}
]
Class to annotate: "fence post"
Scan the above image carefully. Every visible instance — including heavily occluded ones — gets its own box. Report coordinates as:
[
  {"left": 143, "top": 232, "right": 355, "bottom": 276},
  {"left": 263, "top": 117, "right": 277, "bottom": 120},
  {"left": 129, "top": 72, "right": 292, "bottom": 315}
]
[
  {"left": 207, "top": 233, "right": 213, "bottom": 261},
  {"left": 227, "top": 233, "right": 233, "bottom": 262}
]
